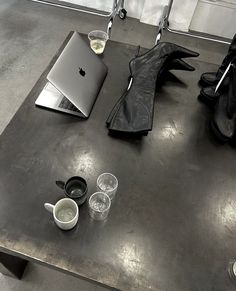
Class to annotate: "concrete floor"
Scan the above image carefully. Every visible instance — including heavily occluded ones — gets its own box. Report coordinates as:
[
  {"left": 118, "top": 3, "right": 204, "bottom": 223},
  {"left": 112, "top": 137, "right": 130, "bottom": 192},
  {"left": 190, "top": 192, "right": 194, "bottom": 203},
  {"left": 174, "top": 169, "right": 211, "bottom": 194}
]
[
  {"left": 0, "top": 264, "right": 108, "bottom": 291},
  {"left": 0, "top": 0, "right": 230, "bottom": 290}
]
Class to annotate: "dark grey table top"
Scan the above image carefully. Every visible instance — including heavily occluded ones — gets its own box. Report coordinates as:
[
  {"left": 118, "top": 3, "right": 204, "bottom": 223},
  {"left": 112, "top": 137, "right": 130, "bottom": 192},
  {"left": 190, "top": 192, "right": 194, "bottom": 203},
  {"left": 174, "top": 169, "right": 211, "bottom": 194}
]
[{"left": 0, "top": 32, "right": 236, "bottom": 291}]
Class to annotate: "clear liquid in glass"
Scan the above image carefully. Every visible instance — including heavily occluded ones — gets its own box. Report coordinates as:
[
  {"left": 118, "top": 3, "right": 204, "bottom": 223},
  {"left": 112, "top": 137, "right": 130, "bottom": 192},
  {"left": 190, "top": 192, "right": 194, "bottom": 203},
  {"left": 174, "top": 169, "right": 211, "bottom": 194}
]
[
  {"left": 90, "top": 198, "right": 107, "bottom": 212},
  {"left": 90, "top": 39, "right": 105, "bottom": 54}
]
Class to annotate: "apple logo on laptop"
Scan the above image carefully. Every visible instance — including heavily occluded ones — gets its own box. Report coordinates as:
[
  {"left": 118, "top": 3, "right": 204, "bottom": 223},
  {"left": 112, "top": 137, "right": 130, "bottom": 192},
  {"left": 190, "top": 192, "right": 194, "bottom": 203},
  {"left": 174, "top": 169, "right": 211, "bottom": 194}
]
[{"left": 79, "top": 67, "right": 86, "bottom": 77}]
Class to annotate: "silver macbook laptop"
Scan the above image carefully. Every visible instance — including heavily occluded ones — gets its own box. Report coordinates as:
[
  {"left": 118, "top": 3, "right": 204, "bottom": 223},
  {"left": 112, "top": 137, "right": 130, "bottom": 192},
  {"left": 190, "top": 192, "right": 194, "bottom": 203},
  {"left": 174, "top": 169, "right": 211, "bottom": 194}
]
[{"left": 35, "top": 31, "right": 108, "bottom": 118}]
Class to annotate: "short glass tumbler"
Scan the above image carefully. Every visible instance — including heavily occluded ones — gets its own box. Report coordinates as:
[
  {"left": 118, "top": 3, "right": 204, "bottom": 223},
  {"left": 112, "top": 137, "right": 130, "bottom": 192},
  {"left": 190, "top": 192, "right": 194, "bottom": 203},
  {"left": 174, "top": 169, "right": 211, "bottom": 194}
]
[
  {"left": 89, "top": 192, "right": 111, "bottom": 221},
  {"left": 88, "top": 30, "right": 109, "bottom": 54},
  {"left": 97, "top": 173, "right": 118, "bottom": 200}
]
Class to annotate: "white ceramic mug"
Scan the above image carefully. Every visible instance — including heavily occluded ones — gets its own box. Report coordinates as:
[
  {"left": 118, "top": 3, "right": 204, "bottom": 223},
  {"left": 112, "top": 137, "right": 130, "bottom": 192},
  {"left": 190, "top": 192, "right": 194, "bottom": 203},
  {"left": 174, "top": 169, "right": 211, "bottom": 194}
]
[{"left": 44, "top": 198, "right": 79, "bottom": 230}]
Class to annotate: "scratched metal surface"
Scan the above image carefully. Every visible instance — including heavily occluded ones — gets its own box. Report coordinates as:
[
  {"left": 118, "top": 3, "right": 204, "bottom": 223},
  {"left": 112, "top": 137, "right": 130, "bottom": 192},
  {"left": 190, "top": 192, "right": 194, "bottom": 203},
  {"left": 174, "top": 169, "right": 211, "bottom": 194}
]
[{"left": 0, "top": 32, "right": 236, "bottom": 291}]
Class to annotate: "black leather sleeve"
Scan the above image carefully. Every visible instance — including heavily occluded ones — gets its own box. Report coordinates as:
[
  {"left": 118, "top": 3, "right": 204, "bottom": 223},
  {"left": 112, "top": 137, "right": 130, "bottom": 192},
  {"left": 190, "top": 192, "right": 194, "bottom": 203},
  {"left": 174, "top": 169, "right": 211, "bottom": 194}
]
[{"left": 107, "top": 42, "right": 199, "bottom": 136}]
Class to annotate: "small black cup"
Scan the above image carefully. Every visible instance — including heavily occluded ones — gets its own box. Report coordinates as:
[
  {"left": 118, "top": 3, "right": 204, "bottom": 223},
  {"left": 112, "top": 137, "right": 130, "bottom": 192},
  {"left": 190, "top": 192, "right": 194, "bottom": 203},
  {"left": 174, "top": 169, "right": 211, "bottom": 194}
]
[{"left": 56, "top": 176, "right": 88, "bottom": 206}]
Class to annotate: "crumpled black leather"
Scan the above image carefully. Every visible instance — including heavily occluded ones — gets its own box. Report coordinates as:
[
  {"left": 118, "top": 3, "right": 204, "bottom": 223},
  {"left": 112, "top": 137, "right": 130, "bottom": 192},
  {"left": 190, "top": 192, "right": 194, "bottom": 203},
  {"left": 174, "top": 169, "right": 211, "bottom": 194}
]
[
  {"left": 216, "top": 33, "right": 236, "bottom": 79},
  {"left": 211, "top": 59, "right": 236, "bottom": 141},
  {"left": 106, "top": 42, "right": 199, "bottom": 136},
  {"left": 200, "top": 33, "right": 236, "bottom": 87}
]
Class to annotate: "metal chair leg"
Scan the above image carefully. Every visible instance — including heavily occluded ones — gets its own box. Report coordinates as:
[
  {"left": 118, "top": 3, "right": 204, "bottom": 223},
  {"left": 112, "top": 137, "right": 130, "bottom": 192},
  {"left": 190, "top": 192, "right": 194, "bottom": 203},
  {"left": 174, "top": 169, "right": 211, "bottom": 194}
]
[{"left": 106, "top": 0, "right": 126, "bottom": 38}]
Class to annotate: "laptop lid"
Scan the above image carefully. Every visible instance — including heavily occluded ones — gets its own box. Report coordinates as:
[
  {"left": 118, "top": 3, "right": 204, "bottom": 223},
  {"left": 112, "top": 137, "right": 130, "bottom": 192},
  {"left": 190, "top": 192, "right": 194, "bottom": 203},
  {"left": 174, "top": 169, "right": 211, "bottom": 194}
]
[{"left": 47, "top": 31, "right": 107, "bottom": 117}]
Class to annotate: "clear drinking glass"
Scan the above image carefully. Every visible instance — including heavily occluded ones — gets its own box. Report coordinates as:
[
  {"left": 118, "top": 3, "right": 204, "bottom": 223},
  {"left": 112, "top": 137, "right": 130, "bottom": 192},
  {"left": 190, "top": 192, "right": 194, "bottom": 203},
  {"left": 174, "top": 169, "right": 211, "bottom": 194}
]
[
  {"left": 97, "top": 173, "right": 118, "bottom": 200},
  {"left": 89, "top": 192, "right": 111, "bottom": 221},
  {"left": 88, "top": 30, "right": 109, "bottom": 54}
]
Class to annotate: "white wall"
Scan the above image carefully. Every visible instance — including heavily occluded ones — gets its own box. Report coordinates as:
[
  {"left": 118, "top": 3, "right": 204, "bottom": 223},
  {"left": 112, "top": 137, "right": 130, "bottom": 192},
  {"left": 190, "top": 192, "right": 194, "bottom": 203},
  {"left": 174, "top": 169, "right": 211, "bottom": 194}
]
[
  {"left": 169, "top": 0, "right": 198, "bottom": 31},
  {"left": 139, "top": 0, "right": 198, "bottom": 31},
  {"left": 139, "top": 0, "right": 168, "bottom": 25},
  {"left": 190, "top": 0, "right": 236, "bottom": 38},
  {"left": 124, "top": 0, "right": 145, "bottom": 19}
]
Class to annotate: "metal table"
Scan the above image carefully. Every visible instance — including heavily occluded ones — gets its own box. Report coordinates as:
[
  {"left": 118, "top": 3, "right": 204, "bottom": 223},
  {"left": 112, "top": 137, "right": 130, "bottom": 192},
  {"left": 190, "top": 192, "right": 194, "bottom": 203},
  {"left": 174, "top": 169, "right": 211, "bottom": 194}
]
[{"left": 0, "top": 32, "right": 236, "bottom": 291}]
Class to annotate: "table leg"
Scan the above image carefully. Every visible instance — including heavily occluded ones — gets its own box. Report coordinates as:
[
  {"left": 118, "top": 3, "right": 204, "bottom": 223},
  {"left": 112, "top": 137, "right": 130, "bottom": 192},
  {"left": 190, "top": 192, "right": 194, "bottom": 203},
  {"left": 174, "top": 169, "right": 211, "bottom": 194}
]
[{"left": 0, "top": 252, "right": 28, "bottom": 279}]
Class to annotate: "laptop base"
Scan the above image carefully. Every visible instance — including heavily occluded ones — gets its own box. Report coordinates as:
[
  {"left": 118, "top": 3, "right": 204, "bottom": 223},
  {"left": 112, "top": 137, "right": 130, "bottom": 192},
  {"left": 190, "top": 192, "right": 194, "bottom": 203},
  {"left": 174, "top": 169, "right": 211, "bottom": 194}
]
[{"left": 35, "top": 82, "right": 84, "bottom": 118}]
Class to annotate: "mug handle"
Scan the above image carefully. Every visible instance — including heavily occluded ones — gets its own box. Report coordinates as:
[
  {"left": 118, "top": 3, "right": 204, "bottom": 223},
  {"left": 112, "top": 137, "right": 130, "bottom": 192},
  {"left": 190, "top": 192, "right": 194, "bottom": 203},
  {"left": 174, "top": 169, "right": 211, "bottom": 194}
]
[
  {"left": 56, "top": 180, "right": 65, "bottom": 189},
  {"left": 44, "top": 203, "right": 54, "bottom": 213}
]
